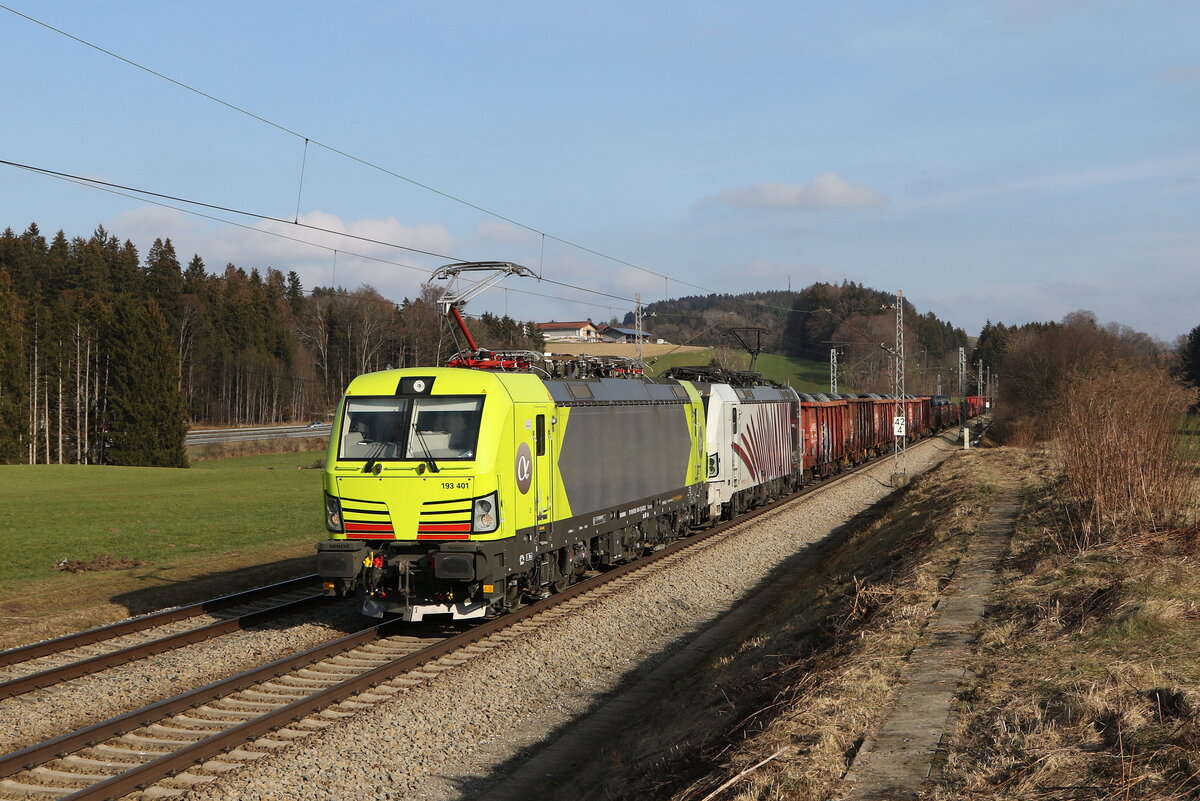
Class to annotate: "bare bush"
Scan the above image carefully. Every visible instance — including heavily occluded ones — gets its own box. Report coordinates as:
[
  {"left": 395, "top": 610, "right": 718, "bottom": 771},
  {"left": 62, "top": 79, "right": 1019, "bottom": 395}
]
[
  {"left": 1057, "top": 363, "right": 1198, "bottom": 540},
  {"left": 993, "top": 312, "right": 1167, "bottom": 444}
]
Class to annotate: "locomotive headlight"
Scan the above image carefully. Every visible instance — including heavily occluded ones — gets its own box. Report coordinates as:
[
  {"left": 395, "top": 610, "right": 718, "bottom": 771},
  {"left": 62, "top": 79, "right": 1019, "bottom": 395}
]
[
  {"left": 473, "top": 493, "right": 498, "bottom": 533},
  {"left": 325, "top": 492, "right": 343, "bottom": 533}
]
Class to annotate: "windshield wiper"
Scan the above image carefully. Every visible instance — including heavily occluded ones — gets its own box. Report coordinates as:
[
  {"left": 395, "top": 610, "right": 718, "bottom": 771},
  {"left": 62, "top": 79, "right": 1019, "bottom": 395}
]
[
  {"left": 412, "top": 427, "right": 441, "bottom": 473},
  {"left": 361, "top": 438, "right": 388, "bottom": 473}
]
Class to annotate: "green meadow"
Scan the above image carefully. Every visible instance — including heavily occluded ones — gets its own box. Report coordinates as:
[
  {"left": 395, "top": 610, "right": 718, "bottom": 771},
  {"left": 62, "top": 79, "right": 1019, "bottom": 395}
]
[
  {"left": 1, "top": 451, "right": 328, "bottom": 629},
  {"left": 752, "top": 353, "right": 840, "bottom": 393}
]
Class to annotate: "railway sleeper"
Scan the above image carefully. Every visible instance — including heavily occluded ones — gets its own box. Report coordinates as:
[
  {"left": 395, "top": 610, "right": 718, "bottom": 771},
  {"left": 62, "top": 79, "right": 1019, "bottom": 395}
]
[
  {"left": 59, "top": 755, "right": 128, "bottom": 771},
  {"left": 295, "top": 665, "right": 362, "bottom": 678},
  {"left": 214, "top": 695, "right": 289, "bottom": 710},
  {"left": 272, "top": 674, "right": 339, "bottom": 688},
  {"left": 193, "top": 704, "right": 260, "bottom": 720},
  {"left": 0, "top": 777, "right": 74, "bottom": 797},
  {"left": 160, "top": 771, "right": 218, "bottom": 787},
  {"left": 143, "top": 724, "right": 216, "bottom": 741},
  {"left": 223, "top": 748, "right": 268, "bottom": 761},
  {"left": 327, "top": 654, "right": 392, "bottom": 666},
  {"left": 256, "top": 680, "right": 320, "bottom": 694},
  {"left": 90, "top": 743, "right": 165, "bottom": 760},
  {"left": 30, "top": 765, "right": 111, "bottom": 785},
  {"left": 166, "top": 713, "right": 236, "bottom": 729},
  {"left": 271, "top": 729, "right": 316, "bottom": 743}
]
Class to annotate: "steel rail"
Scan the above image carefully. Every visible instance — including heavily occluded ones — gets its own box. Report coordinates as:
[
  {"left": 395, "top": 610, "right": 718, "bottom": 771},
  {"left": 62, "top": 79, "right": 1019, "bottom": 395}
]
[
  {"left": 0, "top": 574, "right": 320, "bottom": 668},
  {"left": 0, "top": 593, "right": 328, "bottom": 699},
  {"left": 0, "top": 622, "right": 396, "bottom": 780},
  {"left": 3, "top": 432, "right": 955, "bottom": 799}
]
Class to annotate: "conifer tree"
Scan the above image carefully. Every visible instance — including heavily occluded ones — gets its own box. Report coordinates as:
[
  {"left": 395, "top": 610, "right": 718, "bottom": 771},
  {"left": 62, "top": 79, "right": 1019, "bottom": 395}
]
[
  {"left": 144, "top": 238, "right": 183, "bottom": 328},
  {"left": 0, "top": 267, "right": 26, "bottom": 462},
  {"left": 104, "top": 295, "right": 188, "bottom": 467},
  {"left": 1179, "top": 324, "right": 1200, "bottom": 391}
]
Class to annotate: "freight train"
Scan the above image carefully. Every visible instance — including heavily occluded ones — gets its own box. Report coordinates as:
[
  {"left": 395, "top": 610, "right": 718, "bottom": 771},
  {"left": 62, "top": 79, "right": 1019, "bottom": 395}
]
[{"left": 316, "top": 361, "right": 986, "bottom": 620}]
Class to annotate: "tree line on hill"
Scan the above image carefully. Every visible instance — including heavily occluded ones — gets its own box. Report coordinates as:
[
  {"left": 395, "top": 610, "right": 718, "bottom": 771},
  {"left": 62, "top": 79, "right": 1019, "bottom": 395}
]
[
  {"left": 639, "top": 282, "right": 970, "bottom": 395},
  {"left": 0, "top": 223, "right": 541, "bottom": 467},
  {"left": 973, "top": 311, "right": 1200, "bottom": 429}
]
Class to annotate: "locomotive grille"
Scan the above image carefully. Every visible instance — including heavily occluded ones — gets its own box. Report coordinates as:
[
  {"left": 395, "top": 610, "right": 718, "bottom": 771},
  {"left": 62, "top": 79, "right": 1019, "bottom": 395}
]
[
  {"left": 418, "top": 497, "right": 473, "bottom": 538},
  {"left": 340, "top": 496, "right": 394, "bottom": 538}
]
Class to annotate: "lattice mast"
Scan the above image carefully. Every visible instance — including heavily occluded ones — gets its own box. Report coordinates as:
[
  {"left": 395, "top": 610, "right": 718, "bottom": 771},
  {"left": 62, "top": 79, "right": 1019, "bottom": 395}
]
[
  {"left": 958, "top": 346, "right": 967, "bottom": 429},
  {"left": 892, "top": 289, "right": 907, "bottom": 485}
]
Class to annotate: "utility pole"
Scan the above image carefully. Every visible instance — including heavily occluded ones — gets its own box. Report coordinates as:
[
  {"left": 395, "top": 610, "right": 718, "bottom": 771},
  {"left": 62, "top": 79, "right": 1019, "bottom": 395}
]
[
  {"left": 830, "top": 347, "right": 839, "bottom": 394},
  {"left": 891, "top": 290, "right": 907, "bottom": 487},
  {"left": 977, "top": 359, "right": 983, "bottom": 396}
]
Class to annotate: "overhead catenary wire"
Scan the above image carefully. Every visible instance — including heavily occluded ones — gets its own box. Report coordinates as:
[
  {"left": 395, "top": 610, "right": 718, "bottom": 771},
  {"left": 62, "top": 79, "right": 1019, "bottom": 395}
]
[
  {"left": 2, "top": 5, "right": 946, "bottom": 333},
  {"left": 0, "top": 3, "right": 712, "bottom": 295},
  {"left": 0, "top": 157, "right": 643, "bottom": 313}
]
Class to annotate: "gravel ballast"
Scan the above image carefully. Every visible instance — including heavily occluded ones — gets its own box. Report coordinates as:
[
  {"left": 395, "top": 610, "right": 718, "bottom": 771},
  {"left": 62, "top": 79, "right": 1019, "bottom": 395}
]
[
  {"left": 0, "top": 600, "right": 367, "bottom": 751},
  {"left": 179, "top": 433, "right": 964, "bottom": 801}
]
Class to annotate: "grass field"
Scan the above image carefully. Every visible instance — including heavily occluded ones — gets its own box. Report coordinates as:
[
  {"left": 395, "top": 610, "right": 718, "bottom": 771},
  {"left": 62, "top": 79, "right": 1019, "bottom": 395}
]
[
  {"left": 642, "top": 347, "right": 715, "bottom": 375},
  {"left": 752, "top": 352, "right": 842, "bottom": 393},
  {"left": 0, "top": 451, "right": 327, "bottom": 639},
  {"left": 639, "top": 347, "right": 836, "bottom": 393}
]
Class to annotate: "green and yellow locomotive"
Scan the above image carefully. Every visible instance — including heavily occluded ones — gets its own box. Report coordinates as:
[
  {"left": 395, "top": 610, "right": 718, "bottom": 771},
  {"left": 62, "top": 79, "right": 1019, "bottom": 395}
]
[{"left": 317, "top": 366, "right": 707, "bottom": 620}]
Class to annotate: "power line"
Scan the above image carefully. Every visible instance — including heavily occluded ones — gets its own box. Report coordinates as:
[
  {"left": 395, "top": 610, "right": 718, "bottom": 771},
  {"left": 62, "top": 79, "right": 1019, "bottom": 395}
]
[
  {"left": 8, "top": 7, "right": 961, "bottom": 335},
  {"left": 1, "top": 157, "right": 642, "bottom": 312},
  {"left": 1, "top": 158, "right": 459, "bottom": 262},
  {"left": 0, "top": 3, "right": 714, "bottom": 295}
]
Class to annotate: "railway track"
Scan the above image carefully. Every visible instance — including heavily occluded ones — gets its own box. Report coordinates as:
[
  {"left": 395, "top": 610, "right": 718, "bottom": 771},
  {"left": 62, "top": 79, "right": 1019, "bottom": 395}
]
[
  {"left": 0, "top": 446, "right": 915, "bottom": 801},
  {"left": 0, "top": 577, "right": 322, "bottom": 700}
]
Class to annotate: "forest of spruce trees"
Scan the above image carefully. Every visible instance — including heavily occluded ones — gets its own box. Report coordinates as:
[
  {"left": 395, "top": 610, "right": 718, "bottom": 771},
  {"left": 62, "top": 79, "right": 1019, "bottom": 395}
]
[{"left": 0, "top": 223, "right": 542, "bottom": 467}]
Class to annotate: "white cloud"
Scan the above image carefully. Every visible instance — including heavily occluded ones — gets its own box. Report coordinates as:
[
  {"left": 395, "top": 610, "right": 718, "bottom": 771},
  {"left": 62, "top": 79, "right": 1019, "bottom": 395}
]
[
  {"left": 106, "top": 204, "right": 455, "bottom": 301},
  {"left": 714, "top": 172, "right": 886, "bottom": 211},
  {"left": 260, "top": 211, "right": 456, "bottom": 261}
]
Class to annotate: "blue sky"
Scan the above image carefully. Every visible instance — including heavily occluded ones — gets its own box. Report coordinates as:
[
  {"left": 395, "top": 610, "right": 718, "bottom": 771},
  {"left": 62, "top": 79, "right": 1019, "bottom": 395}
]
[{"left": 2, "top": 1, "right": 1198, "bottom": 342}]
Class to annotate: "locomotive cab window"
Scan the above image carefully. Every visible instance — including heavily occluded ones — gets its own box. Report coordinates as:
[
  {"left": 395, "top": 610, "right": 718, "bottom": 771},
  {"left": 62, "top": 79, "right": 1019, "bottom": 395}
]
[
  {"left": 339, "top": 397, "right": 484, "bottom": 461},
  {"left": 406, "top": 398, "right": 484, "bottom": 460},
  {"left": 341, "top": 398, "right": 410, "bottom": 460}
]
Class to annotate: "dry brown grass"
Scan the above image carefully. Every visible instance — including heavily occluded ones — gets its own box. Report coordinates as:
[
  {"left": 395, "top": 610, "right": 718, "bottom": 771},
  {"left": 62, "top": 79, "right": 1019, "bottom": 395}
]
[
  {"left": 187, "top": 436, "right": 327, "bottom": 461},
  {"left": 548, "top": 447, "right": 1029, "bottom": 801},
  {"left": 1057, "top": 364, "right": 1199, "bottom": 547},
  {"left": 935, "top": 447, "right": 1200, "bottom": 801}
]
